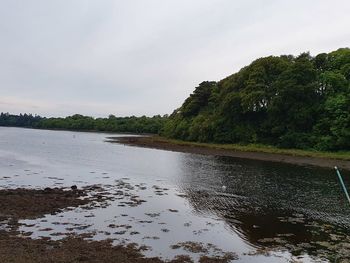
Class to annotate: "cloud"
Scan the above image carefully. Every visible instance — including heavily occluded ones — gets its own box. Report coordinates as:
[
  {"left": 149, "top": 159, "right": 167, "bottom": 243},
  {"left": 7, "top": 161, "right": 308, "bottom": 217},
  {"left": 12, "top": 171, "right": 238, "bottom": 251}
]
[
  {"left": 0, "top": 0, "right": 349, "bottom": 117},
  {"left": 0, "top": 96, "right": 54, "bottom": 114}
]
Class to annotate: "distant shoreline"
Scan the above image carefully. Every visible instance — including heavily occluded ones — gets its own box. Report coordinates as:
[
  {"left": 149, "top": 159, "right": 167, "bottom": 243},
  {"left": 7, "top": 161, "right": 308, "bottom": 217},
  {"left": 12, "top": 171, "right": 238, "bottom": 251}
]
[
  {"left": 0, "top": 125, "right": 154, "bottom": 136},
  {"left": 2, "top": 126, "right": 349, "bottom": 170},
  {"left": 107, "top": 136, "right": 350, "bottom": 171}
]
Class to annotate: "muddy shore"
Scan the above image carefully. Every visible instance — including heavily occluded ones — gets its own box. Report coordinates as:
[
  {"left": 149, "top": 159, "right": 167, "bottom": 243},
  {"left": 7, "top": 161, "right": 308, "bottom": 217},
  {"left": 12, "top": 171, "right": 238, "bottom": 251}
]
[
  {"left": 108, "top": 136, "right": 350, "bottom": 171},
  {"left": 0, "top": 187, "right": 234, "bottom": 263}
]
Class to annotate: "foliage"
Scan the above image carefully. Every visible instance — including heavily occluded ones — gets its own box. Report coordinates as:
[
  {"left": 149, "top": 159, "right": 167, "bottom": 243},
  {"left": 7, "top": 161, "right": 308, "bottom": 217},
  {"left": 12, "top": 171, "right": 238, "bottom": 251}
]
[
  {"left": 161, "top": 48, "right": 350, "bottom": 151},
  {"left": 149, "top": 136, "right": 350, "bottom": 161},
  {"left": 0, "top": 113, "right": 167, "bottom": 134},
  {"left": 2, "top": 48, "right": 350, "bottom": 151},
  {"left": 0, "top": 113, "right": 42, "bottom": 127}
]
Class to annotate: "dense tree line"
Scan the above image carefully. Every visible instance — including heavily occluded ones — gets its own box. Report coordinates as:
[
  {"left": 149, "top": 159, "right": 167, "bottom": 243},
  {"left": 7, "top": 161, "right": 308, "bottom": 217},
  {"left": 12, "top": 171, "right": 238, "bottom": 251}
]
[
  {"left": 0, "top": 113, "right": 167, "bottom": 134},
  {"left": 162, "top": 48, "right": 350, "bottom": 151},
  {"left": 2, "top": 48, "right": 349, "bottom": 151},
  {"left": 0, "top": 113, "right": 42, "bottom": 127}
]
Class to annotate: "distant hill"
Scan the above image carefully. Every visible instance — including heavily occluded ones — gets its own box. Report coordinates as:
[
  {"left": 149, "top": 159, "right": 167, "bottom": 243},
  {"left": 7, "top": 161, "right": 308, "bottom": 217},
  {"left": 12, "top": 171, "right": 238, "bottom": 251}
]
[{"left": 161, "top": 48, "right": 350, "bottom": 151}]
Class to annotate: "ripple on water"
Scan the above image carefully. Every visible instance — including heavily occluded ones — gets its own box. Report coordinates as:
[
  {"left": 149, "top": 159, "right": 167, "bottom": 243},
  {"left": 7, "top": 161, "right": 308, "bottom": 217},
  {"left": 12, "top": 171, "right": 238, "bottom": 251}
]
[{"left": 1, "top": 128, "right": 349, "bottom": 262}]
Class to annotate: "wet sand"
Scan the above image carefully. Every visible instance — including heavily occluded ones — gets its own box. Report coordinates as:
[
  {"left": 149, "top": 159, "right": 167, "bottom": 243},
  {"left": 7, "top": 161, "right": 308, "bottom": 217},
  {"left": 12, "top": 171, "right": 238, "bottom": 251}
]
[
  {"left": 108, "top": 136, "right": 350, "bottom": 171},
  {"left": 0, "top": 188, "right": 88, "bottom": 222},
  {"left": 0, "top": 187, "right": 235, "bottom": 263}
]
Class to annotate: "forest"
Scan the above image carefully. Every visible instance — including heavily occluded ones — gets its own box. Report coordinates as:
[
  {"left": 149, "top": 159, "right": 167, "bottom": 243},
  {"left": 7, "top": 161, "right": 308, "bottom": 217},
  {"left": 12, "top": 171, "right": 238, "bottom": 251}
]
[
  {"left": 161, "top": 48, "right": 350, "bottom": 151},
  {"left": 1, "top": 48, "right": 349, "bottom": 151},
  {"left": 0, "top": 113, "right": 167, "bottom": 134}
]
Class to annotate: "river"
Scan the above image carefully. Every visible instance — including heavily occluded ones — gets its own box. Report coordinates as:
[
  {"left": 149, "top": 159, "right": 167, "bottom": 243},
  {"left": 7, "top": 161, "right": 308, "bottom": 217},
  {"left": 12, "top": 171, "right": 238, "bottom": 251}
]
[{"left": 0, "top": 127, "right": 349, "bottom": 262}]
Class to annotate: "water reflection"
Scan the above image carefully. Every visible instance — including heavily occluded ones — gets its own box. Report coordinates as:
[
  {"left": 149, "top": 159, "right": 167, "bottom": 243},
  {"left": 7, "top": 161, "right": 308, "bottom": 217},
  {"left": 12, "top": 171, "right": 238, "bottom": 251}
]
[
  {"left": 176, "top": 154, "right": 350, "bottom": 260},
  {"left": 1, "top": 127, "right": 349, "bottom": 262}
]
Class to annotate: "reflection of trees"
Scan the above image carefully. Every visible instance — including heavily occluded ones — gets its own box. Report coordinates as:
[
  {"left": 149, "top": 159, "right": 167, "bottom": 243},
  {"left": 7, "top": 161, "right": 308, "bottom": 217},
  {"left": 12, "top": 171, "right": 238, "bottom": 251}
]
[{"left": 177, "top": 154, "right": 350, "bottom": 260}]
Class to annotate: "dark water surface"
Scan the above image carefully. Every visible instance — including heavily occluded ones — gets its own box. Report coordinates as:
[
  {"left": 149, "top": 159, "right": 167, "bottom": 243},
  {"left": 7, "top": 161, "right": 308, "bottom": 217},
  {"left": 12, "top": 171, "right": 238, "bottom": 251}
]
[{"left": 0, "top": 127, "right": 349, "bottom": 262}]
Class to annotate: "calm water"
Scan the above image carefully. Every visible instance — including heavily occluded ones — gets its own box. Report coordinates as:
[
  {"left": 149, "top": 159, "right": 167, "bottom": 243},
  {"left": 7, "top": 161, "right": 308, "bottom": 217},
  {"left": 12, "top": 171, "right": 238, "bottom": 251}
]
[{"left": 0, "top": 127, "right": 349, "bottom": 262}]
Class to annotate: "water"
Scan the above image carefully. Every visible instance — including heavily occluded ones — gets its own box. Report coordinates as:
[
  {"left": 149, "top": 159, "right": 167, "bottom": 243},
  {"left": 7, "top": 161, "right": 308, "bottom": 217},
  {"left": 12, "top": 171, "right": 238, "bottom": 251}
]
[{"left": 0, "top": 127, "right": 349, "bottom": 262}]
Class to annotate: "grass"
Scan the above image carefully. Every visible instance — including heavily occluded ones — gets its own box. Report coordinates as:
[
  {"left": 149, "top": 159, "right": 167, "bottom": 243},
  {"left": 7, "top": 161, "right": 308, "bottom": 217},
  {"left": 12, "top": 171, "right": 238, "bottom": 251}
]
[{"left": 148, "top": 136, "right": 350, "bottom": 161}]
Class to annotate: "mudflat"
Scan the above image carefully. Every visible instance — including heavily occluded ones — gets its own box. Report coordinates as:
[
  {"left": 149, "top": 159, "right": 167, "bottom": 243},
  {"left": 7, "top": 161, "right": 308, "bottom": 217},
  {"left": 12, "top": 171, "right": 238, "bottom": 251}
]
[
  {"left": 0, "top": 187, "right": 234, "bottom": 263},
  {"left": 108, "top": 136, "right": 350, "bottom": 171}
]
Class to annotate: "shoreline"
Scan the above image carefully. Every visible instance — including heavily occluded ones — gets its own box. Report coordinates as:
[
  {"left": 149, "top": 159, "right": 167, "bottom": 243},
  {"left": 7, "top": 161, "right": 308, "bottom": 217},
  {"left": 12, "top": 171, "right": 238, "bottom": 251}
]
[
  {"left": 0, "top": 187, "right": 155, "bottom": 263},
  {"left": 0, "top": 125, "right": 155, "bottom": 136},
  {"left": 107, "top": 136, "right": 350, "bottom": 171},
  {"left": 0, "top": 187, "right": 234, "bottom": 263}
]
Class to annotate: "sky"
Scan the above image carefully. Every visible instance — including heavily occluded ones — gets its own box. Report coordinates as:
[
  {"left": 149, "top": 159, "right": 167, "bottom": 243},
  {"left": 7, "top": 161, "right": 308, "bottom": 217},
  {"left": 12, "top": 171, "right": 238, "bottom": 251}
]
[{"left": 0, "top": 0, "right": 349, "bottom": 117}]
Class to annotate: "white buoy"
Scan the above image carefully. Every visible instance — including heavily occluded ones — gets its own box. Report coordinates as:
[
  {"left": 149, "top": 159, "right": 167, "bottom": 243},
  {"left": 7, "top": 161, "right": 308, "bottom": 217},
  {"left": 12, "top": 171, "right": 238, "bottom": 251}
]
[{"left": 222, "top": 185, "right": 227, "bottom": 191}]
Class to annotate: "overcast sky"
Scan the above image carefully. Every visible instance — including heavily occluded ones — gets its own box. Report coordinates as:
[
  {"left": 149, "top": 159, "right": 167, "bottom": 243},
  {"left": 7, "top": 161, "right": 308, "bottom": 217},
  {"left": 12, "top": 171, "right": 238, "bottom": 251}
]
[{"left": 0, "top": 0, "right": 349, "bottom": 117}]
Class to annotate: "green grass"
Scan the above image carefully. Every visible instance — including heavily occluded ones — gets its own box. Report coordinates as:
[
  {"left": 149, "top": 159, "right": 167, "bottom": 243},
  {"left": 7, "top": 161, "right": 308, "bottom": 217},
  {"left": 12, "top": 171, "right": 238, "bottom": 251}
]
[{"left": 150, "top": 136, "right": 350, "bottom": 161}]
